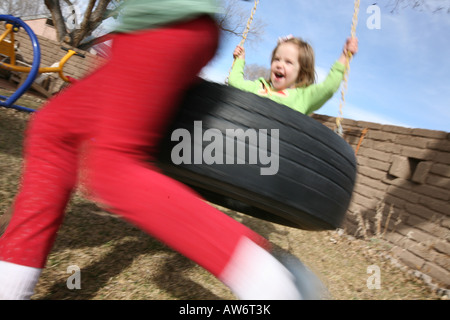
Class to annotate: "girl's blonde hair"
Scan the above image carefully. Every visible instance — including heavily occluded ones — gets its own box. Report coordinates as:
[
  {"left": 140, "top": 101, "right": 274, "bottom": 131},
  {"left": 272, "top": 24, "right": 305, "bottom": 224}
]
[{"left": 270, "top": 37, "right": 316, "bottom": 88}]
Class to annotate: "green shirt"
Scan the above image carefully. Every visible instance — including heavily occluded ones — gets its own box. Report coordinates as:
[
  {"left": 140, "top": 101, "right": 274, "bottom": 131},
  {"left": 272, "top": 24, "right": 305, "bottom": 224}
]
[
  {"left": 114, "top": 0, "right": 219, "bottom": 32},
  {"left": 228, "top": 58, "right": 346, "bottom": 115}
]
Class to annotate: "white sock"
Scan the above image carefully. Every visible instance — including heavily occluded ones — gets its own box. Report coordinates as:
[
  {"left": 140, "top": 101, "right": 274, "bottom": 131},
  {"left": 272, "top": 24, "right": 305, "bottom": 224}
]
[
  {"left": 219, "top": 237, "right": 302, "bottom": 300},
  {"left": 0, "top": 261, "right": 42, "bottom": 300}
]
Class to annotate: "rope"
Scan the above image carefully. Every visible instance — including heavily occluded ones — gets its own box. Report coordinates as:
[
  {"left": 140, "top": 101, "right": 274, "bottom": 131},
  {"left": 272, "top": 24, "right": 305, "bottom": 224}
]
[
  {"left": 335, "top": 0, "right": 360, "bottom": 137},
  {"left": 227, "top": 0, "right": 260, "bottom": 82},
  {"left": 239, "top": 0, "right": 260, "bottom": 48}
]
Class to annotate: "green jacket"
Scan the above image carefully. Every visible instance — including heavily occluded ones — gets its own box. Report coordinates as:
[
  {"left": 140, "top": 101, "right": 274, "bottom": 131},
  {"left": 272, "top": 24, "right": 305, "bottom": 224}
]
[
  {"left": 228, "top": 58, "right": 346, "bottom": 115},
  {"left": 114, "top": 0, "right": 218, "bottom": 32}
]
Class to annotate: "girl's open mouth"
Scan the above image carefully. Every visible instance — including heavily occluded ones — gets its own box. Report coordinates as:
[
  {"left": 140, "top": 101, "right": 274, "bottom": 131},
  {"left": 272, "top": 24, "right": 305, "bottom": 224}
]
[{"left": 274, "top": 72, "right": 284, "bottom": 80}]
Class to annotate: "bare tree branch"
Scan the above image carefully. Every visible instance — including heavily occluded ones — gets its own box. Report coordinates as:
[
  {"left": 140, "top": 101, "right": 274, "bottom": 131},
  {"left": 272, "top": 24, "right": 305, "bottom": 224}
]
[
  {"left": 0, "top": 0, "right": 46, "bottom": 17},
  {"left": 388, "top": 0, "right": 450, "bottom": 14},
  {"left": 44, "top": 0, "right": 68, "bottom": 42},
  {"left": 244, "top": 63, "right": 270, "bottom": 81},
  {"left": 217, "top": 0, "right": 266, "bottom": 44},
  {"left": 43, "top": 0, "right": 114, "bottom": 47}
]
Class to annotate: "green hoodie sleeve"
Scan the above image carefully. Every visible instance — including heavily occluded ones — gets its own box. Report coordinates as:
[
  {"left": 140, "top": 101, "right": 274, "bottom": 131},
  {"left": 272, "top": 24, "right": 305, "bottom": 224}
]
[
  {"left": 295, "top": 61, "right": 346, "bottom": 115},
  {"left": 228, "top": 58, "right": 263, "bottom": 93}
]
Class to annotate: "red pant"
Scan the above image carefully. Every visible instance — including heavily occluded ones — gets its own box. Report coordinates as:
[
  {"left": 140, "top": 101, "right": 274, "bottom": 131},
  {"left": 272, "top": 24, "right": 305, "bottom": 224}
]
[{"left": 0, "top": 16, "right": 268, "bottom": 277}]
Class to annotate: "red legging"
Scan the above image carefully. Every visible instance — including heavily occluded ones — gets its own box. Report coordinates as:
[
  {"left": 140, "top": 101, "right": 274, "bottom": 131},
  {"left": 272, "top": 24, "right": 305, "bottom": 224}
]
[{"left": 0, "top": 16, "right": 269, "bottom": 277}]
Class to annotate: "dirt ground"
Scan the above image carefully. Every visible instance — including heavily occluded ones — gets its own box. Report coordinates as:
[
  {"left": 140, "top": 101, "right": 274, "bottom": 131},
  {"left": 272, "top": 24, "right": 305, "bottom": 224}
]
[{"left": 0, "top": 86, "right": 446, "bottom": 300}]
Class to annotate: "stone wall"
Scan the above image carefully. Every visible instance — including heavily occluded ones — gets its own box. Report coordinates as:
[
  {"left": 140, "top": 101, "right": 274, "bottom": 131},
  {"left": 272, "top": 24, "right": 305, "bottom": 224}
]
[{"left": 312, "top": 114, "right": 450, "bottom": 289}]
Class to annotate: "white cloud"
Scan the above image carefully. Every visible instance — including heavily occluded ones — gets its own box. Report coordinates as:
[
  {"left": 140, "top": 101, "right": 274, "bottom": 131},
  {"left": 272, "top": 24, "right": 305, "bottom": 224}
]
[
  {"left": 344, "top": 106, "right": 411, "bottom": 128},
  {"left": 200, "top": 64, "right": 228, "bottom": 84},
  {"left": 317, "top": 98, "right": 412, "bottom": 128},
  {"left": 315, "top": 66, "right": 328, "bottom": 83}
]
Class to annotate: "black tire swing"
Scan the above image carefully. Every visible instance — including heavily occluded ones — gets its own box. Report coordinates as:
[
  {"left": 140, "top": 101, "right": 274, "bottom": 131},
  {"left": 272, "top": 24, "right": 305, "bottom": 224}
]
[{"left": 157, "top": 0, "right": 360, "bottom": 231}]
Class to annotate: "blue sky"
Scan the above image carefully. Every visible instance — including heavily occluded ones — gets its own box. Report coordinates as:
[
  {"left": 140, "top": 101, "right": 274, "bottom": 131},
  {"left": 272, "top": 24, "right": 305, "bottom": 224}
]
[{"left": 200, "top": 0, "right": 450, "bottom": 132}]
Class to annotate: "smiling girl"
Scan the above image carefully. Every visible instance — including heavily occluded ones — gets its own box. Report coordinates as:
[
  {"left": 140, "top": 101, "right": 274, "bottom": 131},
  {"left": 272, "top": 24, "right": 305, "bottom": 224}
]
[{"left": 229, "top": 35, "right": 358, "bottom": 115}]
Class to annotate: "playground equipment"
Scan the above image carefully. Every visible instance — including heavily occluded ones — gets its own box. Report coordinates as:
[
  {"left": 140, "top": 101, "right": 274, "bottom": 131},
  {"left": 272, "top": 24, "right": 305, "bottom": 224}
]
[{"left": 0, "top": 15, "right": 84, "bottom": 112}]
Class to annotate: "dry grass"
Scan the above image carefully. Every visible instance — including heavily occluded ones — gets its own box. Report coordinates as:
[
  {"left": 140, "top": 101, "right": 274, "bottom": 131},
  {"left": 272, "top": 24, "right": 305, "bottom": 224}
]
[{"left": 0, "top": 86, "right": 444, "bottom": 300}]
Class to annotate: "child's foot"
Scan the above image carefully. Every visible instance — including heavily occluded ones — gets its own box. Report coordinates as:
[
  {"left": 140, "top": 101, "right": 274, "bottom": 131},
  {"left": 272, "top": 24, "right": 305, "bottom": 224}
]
[
  {"left": 274, "top": 250, "right": 328, "bottom": 300},
  {"left": 220, "top": 237, "right": 327, "bottom": 300}
]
